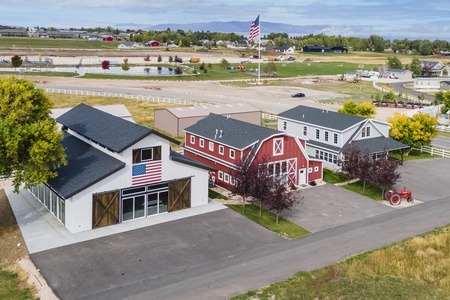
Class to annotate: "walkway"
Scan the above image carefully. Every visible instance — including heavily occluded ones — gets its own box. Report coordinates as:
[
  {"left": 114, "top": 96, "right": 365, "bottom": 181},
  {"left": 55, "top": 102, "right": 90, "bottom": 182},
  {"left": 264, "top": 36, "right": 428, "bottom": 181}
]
[{"left": 6, "top": 187, "right": 227, "bottom": 254}]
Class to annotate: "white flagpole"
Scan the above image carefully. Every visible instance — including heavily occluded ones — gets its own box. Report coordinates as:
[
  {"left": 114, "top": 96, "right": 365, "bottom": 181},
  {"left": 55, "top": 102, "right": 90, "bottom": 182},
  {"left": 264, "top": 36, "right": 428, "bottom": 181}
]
[{"left": 258, "top": 15, "right": 261, "bottom": 85}]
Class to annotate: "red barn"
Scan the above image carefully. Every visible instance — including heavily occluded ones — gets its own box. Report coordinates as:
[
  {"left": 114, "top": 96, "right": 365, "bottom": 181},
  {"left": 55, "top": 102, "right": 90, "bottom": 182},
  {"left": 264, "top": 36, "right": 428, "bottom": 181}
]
[
  {"left": 102, "top": 36, "right": 114, "bottom": 42},
  {"left": 183, "top": 113, "right": 323, "bottom": 190},
  {"left": 147, "top": 40, "right": 161, "bottom": 47}
]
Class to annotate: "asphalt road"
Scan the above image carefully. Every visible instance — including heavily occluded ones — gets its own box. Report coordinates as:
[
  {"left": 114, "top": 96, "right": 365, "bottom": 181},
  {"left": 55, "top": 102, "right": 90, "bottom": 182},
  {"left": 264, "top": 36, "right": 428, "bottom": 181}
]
[
  {"left": 31, "top": 195, "right": 450, "bottom": 300},
  {"left": 30, "top": 159, "right": 450, "bottom": 300},
  {"left": 389, "top": 81, "right": 435, "bottom": 101},
  {"left": 432, "top": 135, "right": 450, "bottom": 149}
]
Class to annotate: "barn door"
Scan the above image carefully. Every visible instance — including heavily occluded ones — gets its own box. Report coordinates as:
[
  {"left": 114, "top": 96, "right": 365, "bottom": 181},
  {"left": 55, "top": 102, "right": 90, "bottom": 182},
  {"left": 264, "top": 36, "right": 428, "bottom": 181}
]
[
  {"left": 92, "top": 190, "right": 120, "bottom": 229},
  {"left": 168, "top": 178, "right": 191, "bottom": 212}
]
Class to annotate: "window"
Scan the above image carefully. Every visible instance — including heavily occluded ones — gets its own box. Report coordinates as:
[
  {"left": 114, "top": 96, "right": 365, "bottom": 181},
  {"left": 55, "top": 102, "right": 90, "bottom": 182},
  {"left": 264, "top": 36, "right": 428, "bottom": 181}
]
[
  {"left": 314, "top": 166, "right": 319, "bottom": 172},
  {"left": 316, "top": 129, "right": 320, "bottom": 139},
  {"left": 230, "top": 176, "right": 235, "bottom": 185},
  {"left": 283, "top": 121, "right": 287, "bottom": 130},
  {"left": 219, "top": 145, "right": 224, "bottom": 155},
  {"left": 362, "top": 126, "right": 371, "bottom": 138},
  {"left": 325, "top": 131, "right": 329, "bottom": 142},
  {"left": 224, "top": 173, "right": 229, "bottom": 183},
  {"left": 308, "top": 168, "right": 312, "bottom": 173},
  {"left": 218, "top": 171, "right": 223, "bottom": 180},
  {"left": 132, "top": 146, "right": 161, "bottom": 164},
  {"left": 315, "top": 149, "right": 319, "bottom": 158},
  {"left": 334, "top": 133, "right": 338, "bottom": 144},
  {"left": 209, "top": 141, "right": 214, "bottom": 151},
  {"left": 273, "top": 138, "right": 284, "bottom": 156},
  {"left": 230, "top": 149, "right": 235, "bottom": 159},
  {"left": 303, "top": 126, "right": 307, "bottom": 136},
  {"left": 190, "top": 135, "right": 195, "bottom": 144},
  {"left": 200, "top": 138, "right": 204, "bottom": 148}
]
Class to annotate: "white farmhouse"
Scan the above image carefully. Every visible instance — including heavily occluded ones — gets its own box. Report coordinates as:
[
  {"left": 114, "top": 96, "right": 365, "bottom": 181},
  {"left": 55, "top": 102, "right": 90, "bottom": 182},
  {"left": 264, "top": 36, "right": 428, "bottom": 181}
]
[{"left": 277, "top": 105, "right": 408, "bottom": 169}]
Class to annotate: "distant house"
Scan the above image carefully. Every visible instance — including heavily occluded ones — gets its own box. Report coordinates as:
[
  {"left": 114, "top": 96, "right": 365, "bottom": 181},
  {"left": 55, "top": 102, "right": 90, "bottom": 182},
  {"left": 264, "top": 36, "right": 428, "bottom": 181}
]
[
  {"left": 440, "top": 81, "right": 450, "bottom": 91},
  {"left": 414, "top": 77, "right": 444, "bottom": 89},
  {"left": 27, "top": 104, "right": 213, "bottom": 233},
  {"left": 302, "top": 45, "right": 347, "bottom": 53},
  {"left": 146, "top": 41, "right": 161, "bottom": 47},
  {"left": 382, "top": 68, "right": 413, "bottom": 80},
  {"left": 183, "top": 113, "right": 323, "bottom": 190},
  {"left": 275, "top": 46, "right": 296, "bottom": 54},
  {"left": 420, "top": 60, "right": 450, "bottom": 77},
  {"left": 118, "top": 42, "right": 138, "bottom": 49},
  {"left": 102, "top": 36, "right": 114, "bottom": 42},
  {"left": 0, "top": 28, "right": 28, "bottom": 37},
  {"left": 46, "top": 31, "right": 80, "bottom": 39},
  {"left": 154, "top": 103, "right": 261, "bottom": 137},
  {"left": 277, "top": 105, "right": 408, "bottom": 169}
]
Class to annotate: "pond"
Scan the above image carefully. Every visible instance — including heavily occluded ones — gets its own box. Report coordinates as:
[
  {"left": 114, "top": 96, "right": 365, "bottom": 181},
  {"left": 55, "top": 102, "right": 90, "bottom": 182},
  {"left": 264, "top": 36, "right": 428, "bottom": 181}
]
[{"left": 0, "top": 66, "right": 180, "bottom": 76}]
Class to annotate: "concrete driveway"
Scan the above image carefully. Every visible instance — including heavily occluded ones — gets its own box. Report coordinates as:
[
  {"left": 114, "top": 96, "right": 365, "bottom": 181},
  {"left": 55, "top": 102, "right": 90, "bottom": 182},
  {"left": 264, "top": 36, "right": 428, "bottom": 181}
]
[
  {"left": 283, "top": 183, "right": 392, "bottom": 233},
  {"left": 395, "top": 158, "right": 450, "bottom": 202}
]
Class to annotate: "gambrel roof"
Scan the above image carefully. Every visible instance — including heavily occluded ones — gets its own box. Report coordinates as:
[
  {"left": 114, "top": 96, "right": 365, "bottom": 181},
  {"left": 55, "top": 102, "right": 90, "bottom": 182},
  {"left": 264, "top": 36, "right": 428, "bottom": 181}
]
[
  {"left": 278, "top": 105, "right": 366, "bottom": 131},
  {"left": 47, "top": 133, "right": 125, "bottom": 198},
  {"left": 184, "top": 113, "right": 281, "bottom": 149},
  {"left": 57, "top": 104, "right": 178, "bottom": 153}
]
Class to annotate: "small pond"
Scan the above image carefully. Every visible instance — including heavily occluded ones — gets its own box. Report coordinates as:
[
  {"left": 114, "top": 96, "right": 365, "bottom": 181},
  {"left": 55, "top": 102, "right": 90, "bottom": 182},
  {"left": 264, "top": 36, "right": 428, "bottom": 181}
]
[{"left": 0, "top": 66, "right": 180, "bottom": 76}]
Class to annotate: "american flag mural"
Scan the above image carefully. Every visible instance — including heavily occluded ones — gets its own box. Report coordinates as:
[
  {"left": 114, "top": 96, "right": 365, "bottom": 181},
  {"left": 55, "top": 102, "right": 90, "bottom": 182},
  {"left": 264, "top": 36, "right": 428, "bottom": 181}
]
[{"left": 132, "top": 161, "right": 162, "bottom": 186}]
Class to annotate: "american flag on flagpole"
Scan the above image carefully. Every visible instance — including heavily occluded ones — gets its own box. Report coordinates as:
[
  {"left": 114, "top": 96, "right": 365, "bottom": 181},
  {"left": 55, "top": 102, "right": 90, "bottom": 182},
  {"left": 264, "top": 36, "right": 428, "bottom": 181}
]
[
  {"left": 132, "top": 161, "right": 162, "bottom": 185},
  {"left": 248, "top": 15, "right": 260, "bottom": 42}
]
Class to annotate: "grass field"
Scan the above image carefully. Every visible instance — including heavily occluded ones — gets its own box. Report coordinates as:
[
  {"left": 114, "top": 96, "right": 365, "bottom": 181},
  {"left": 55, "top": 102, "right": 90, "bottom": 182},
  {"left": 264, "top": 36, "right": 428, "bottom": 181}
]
[
  {"left": 231, "top": 225, "right": 450, "bottom": 300},
  {"left": 0, "top": 37, "right": 121, "bottom": 49},
  {"left": 226, "top": 204, "right": 310, "bottom": 239}
]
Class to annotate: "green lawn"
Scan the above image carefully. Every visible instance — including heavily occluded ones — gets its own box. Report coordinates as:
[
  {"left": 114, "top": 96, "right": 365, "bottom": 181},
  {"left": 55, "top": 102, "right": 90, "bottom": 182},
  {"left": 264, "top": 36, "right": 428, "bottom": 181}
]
[
  {"left": 389, "top": 149, "right": 439, "bottom": 161},
  {"left": 341, "top": 180, "right": 384, "bottom": 201},
  {"left": 323, "top": 168, "right": 348, "bottom": 184},
  {"left": 0, "top": 269, "right": 36, "bottom": 300},
  {"left": 226, "top": 204, "right": 310, "bottom": 239},
  {"left": 208, "top": 189, "right": 228, "bottom": 200}
]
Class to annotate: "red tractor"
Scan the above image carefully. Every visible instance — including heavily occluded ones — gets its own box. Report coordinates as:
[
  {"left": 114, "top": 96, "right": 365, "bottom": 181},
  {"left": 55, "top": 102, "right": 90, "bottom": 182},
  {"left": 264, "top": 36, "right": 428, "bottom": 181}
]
[{"left": 384, "top": 188, "right": 414, "bottom": 206}]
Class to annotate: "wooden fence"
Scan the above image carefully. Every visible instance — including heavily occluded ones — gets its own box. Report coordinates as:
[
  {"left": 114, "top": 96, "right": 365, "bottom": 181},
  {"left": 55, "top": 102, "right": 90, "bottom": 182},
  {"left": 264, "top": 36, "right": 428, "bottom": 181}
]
[{"left": 419, "top": 145, "right": 450, "bottom": 159}]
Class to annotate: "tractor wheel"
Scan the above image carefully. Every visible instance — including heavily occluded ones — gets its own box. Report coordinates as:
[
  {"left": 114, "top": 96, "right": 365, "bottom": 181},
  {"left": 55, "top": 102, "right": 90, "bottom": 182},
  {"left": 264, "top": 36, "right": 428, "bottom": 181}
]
[
  {"left": 389, "top": 193, "right": 402, "bottom": 206},
  {"left": 384, "top": 190, "right": 391, "bottom": 200},
  {"left": 407, "top": 197, "right": 414, "bottom": 203}
]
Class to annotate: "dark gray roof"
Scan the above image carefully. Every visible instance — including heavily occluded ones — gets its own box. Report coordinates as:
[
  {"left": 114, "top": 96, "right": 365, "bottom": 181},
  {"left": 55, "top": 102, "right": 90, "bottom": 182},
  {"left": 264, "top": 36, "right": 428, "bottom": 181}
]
[
  {"left": 307, "top": 140, "right": 342, "bottom": 152},
  {"left": 184, "top": 113, "right": 281, "bottom": 149},
  {"left": 170, "top": 150, "right": 216, "bottom": 172},
  {"left": 57, "top": 104, "right": 180, "bottom": 153},
  {"left": 278, "top": 105, "right": 365, "bottom": 131},
  {"left": 47, "top": 133, "right": 125, "bottom": 199},
  {"left": 344, "top": 137, "right": 408, "bottom": 153}
]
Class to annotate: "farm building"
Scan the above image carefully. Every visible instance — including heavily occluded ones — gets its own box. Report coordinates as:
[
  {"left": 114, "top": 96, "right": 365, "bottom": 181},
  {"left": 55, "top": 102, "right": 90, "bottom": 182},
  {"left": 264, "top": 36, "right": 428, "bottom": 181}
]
[
  {"left": 183, "top": 113, "right": 323, "bottom": 191},
  {"left": 154, "top": 102, "right": 261, "bottom": 137},
  {"left": 414, "top": 77, "right": 444, "bottom": 89},
  {"left": 27, "top": 104, "right": 214, "bottom": 233}
]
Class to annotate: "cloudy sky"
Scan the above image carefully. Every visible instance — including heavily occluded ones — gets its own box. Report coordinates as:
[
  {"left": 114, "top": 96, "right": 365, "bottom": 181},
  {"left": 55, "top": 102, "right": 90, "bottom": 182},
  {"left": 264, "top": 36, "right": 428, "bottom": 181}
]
[{"left": 3, "top": 0, "right": 450, "bottom": 40}]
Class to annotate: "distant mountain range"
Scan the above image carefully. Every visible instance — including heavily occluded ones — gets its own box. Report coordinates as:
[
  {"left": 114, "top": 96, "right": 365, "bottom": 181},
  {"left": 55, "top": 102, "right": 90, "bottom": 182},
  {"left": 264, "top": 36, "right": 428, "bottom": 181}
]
[{"left": 116, "top": 21, "right": 328, "bottom": 37}]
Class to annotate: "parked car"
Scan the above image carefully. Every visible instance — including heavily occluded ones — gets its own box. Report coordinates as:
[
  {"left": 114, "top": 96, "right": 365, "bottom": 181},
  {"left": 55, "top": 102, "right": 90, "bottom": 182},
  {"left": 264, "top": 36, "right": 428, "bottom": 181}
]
[{"left": 291, "top": 92, "right": 305, "bottom": 98}]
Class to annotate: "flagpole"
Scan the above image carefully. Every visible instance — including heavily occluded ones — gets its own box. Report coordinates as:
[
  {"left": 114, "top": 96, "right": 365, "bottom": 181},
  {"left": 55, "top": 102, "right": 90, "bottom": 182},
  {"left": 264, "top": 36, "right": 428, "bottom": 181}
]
[{"left": 258, "top": 15, "right": 261, "bottom": 85}]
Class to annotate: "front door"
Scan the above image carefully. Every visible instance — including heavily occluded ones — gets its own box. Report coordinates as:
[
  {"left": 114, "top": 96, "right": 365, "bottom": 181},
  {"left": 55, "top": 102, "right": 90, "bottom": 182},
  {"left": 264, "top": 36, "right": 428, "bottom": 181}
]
[{"left": 299, "top": 168, "right": 307, "bottom": 185}]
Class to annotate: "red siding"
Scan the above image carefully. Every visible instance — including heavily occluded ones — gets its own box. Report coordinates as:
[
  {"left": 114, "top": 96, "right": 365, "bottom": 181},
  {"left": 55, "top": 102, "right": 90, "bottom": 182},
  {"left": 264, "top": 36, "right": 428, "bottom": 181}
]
[{"left": 184, "top": 132, "right": 323, "bottom": 189}]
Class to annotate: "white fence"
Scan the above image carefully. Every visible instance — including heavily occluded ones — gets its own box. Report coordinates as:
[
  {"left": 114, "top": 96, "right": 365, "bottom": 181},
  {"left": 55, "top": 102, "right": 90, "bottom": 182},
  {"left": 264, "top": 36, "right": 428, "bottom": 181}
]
[
  {"left": 419, "top": 145, "right": 450, "bottom": 159},
  {"left": 45, "top": 87, "right": 280, "bottom": 121},
  {"left": 372, "top": 81, "right": 419, "bottom": 102},
  {"left": 44, "top": 88, "right": 205, "bottom": 106}
]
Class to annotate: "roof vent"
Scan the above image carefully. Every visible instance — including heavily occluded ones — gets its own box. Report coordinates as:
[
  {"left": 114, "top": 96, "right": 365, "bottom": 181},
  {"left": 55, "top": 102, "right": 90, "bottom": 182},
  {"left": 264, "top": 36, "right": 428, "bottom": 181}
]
[
  {"left": 302, "top": 114, "right": 304, "bottom": 118},
  {"left": 215, "top": 129, "right": 218, "bottom": 139},
  {"left": 219, "top": 130, "right": 223, "bottom": 138}
]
